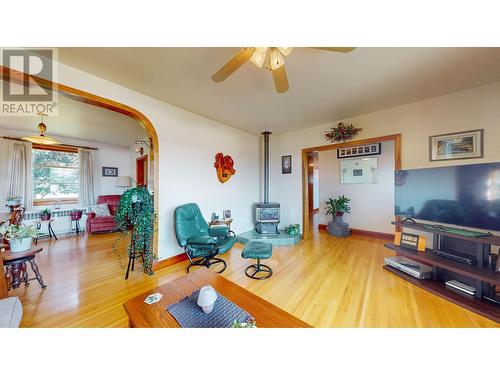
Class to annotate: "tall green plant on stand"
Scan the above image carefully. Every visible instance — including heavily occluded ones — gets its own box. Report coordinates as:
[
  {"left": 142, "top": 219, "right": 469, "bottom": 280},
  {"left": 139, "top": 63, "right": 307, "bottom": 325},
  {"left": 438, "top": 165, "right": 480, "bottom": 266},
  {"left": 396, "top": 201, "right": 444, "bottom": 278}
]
[
  {"left": 325, "top": 195, "right": 351, "bottom": 218},
  {"left": 325, "top": 195, "right": 351, "bottom": 237},
  {"left": 113, "top": 186, "right": 157, "bottom": 275}
]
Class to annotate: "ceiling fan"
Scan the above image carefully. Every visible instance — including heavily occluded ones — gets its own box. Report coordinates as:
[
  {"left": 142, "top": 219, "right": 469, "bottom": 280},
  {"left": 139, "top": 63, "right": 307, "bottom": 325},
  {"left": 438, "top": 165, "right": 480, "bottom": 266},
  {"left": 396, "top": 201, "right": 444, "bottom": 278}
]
[{"left": 211, "top": 47, "right": 356, "bottom": 94}]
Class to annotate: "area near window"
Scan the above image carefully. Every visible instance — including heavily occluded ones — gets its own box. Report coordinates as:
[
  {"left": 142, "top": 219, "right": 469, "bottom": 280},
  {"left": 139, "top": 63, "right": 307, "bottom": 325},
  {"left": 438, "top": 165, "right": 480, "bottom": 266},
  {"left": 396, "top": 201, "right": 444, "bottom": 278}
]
[{"left": 32, "top": 144, "right": 79, "bottom": 206}]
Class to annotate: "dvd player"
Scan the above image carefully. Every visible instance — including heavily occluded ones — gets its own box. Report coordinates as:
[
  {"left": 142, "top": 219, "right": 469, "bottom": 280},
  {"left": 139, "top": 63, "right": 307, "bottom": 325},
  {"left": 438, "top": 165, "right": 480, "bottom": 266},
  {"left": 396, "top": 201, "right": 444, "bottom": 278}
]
[
  {"left": 445, "top": 279, "right": 476, "bottom": 296},
  {"left": 433, "top": 249, "right": 475, "bottom": 266},
  {"left": 384, "top": 256, "right": 432, "bottom": 279}
]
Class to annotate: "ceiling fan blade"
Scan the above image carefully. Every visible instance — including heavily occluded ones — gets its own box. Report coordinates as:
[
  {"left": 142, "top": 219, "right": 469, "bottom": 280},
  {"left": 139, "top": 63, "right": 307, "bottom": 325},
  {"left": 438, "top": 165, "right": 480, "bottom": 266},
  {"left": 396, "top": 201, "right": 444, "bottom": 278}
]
[
  {"left": 272, "top": 65, "right": 289, "bottom": 94},
  {"left": 211, "top": 47, "right": 256, "bottom": 82},
  {"left": 312, "top": 47, "right": 356, "bottom": 53}
]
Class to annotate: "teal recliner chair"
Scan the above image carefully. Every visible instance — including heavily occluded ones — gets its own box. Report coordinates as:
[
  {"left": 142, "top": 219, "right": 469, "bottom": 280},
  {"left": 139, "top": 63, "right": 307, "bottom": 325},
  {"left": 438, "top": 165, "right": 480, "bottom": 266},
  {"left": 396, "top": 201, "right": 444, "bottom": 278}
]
[{"left": 174, "top": 203, "right": 237, "bottom": 273}]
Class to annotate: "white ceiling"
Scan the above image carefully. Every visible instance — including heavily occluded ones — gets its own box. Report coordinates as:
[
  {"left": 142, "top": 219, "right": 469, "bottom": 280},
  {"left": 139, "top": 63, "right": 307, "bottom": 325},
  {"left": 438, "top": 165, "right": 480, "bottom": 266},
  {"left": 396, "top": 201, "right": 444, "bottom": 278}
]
[
  {"left": 57, "top": 47, "right": 500, "bottom": 134},
  {"left": 0, "top": 93, "right": 147, "bottom": 146}
]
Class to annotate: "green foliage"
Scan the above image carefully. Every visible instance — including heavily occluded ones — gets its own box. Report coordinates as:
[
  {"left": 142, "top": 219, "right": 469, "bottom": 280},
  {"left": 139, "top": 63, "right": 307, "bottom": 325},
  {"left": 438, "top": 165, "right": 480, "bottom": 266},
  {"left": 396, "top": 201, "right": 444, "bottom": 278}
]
[
  {"left": 0, "top": 223, "right": 38, "bottom": 241},
  {"left": 285, "top": 224, "right": 300, "bottom": 235},
  {"left": 324, "top": 122, "right": 362, "bottom": 143},
  {"left": 113, "top": 186, "right": 156, "bottom": 275},
  {"left": 325, "top": 195, "right": 351, "bottom": 218},
  {"left": 231, "top": 319, "right": 257, "bottom": 328},
  {"left": 32, "top": 149, "right": 79, "bottom": 199}
]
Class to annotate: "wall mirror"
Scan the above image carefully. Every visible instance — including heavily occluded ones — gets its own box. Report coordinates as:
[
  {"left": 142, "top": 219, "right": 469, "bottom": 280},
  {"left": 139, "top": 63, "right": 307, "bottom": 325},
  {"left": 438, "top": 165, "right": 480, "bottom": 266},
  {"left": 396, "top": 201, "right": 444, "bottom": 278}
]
[{"left": 340, "top": 157, "right": 378, "bottom": 184}]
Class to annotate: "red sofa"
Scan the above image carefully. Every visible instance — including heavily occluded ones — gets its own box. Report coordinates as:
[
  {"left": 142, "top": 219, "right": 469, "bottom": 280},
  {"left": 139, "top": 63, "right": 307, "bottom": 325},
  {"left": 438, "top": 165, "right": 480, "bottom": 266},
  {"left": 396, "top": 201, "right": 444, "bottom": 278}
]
[{"left": 86, "top": 195, "right": 121, "bottom": 234}]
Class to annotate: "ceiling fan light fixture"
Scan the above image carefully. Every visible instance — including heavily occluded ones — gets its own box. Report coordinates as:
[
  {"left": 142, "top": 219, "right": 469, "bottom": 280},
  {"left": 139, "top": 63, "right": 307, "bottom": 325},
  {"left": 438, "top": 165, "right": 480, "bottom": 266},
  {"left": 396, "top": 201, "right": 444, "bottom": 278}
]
[
  {"left": 250, "top": 47, "right": 269, "bottom": 68},
  {"left": 268, "top": 48, "right": 284, "bottom": 70},
  {"left": 277, "top": 47, "right": 293, "bottom": 56}
]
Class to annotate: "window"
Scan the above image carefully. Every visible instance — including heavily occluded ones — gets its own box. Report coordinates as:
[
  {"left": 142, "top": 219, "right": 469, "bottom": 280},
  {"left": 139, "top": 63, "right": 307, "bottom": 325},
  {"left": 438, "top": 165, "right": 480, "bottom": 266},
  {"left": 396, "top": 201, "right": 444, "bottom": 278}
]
[{"left": 32, "top": 146, "right": 79, "bottom": 205}]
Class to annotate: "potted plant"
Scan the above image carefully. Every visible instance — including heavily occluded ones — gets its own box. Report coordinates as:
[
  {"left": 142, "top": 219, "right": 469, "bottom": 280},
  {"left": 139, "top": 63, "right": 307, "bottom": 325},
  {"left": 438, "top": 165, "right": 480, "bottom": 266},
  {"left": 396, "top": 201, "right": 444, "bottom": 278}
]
[
  {"left": 5, "top": 195, "right": 22, "bottom": 208},
  {"left": 70, "top": 209, "right": 83, "bottom": 220},
  {"left": 0, "top": 223, "right": 38, "bottom": 252},
  {"left": 285, "top": 224, "right": 301, "bottom": 236},
  {"left": 325, "top": 195, "right": 351, "bottom": 237},
  {"left": 113, "top": 186, "right": 156, "bottom": 275},
  {"left": 40, "top": 208, "right": 52, "bottom": 221}
]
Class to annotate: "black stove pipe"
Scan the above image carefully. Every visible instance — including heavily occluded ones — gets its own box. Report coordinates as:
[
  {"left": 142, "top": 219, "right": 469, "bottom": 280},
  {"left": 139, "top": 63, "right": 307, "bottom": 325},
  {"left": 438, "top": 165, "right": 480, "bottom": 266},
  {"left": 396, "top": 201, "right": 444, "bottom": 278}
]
[{"left": 261, "top": 131, "right": 271, "bottom": 204}]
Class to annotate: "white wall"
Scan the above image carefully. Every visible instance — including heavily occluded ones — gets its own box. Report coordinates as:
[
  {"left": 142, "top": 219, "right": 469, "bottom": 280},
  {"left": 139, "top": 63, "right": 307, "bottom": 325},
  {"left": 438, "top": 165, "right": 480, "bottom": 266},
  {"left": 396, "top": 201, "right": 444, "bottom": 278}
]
[
  {"left": 318, "top": 140, "right": 394, "bottom": 233},
  {"left": 45, "top": 62, "right": 260, "bottom": 260},
  {"left": 270, "top": 82, "right": 500, "bottom": 230}
]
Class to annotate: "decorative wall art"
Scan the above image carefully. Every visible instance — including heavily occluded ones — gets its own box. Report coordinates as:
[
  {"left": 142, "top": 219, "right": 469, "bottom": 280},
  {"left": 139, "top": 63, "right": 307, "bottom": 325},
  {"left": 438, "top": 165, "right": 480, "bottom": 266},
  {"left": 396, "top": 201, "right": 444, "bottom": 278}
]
[
  {"left": 282, "top": 155, "right": 292, "bottom": 174},
  {"left": 214, "top": 153, "right": 236, "bottom": 183},
  {"left": 102, "top": 167, "right": 118, "bottom": 177},
  {"left": 340, "top": 157, "right": 378, "bottom": 184},
  {"left": 429, "top": 129, "right": 484, "bottom": 161},
  {"left": 337, "top": 143, "right": 381, "bottom": 159},
  {"left": 325, "top": 122, "right": 362, "bottom": 143}
]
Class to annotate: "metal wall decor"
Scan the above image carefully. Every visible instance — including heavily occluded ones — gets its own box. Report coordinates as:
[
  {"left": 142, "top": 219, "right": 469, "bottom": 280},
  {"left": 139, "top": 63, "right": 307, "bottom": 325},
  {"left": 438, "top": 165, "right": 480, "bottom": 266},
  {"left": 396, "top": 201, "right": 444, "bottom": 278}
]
[{"left": 214, "top": 153, "right": 236, "bottom": 183}]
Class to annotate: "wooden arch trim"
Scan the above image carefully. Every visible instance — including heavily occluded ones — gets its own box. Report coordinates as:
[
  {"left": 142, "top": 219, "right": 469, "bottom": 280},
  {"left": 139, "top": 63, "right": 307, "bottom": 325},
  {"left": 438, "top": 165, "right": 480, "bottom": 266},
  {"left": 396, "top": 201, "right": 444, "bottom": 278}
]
[
  {"left": 0, "top": 66, "right": 160, "bottom": 258},
  {"left": 301, "top": 133, "right": 402, "bottom": 240}
]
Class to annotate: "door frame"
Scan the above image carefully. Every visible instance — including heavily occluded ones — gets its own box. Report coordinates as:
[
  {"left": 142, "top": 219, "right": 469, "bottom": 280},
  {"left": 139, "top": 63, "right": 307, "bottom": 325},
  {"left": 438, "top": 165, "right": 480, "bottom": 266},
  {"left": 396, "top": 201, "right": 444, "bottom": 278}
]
[
  {"left": 136, "top": 155, "right": 149, "bottom": 187},
  {"left": 0, "top": 66, "right": 160, "bottom": 257},
  {"left": 301, "top": 134, "right": 402, "bottom": 240}
]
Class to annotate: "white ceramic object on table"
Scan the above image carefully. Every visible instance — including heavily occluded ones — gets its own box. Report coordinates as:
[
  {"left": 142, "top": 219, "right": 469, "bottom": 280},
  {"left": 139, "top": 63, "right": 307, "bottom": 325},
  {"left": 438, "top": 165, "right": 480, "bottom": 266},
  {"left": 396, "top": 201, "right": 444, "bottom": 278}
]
[
  {"left": 197, "top": 285, "right": 218, "bottom": 313},
  {"left": 9, "top": 238, "right": 32, "bottom": 252}
]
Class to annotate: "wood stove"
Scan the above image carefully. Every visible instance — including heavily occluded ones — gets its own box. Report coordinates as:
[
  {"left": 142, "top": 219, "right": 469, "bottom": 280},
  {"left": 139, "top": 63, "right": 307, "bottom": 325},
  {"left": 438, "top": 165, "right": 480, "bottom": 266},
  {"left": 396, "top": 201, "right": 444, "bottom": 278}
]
[{"left": 255, "top": 131, "right": 280, "bottom": 235}]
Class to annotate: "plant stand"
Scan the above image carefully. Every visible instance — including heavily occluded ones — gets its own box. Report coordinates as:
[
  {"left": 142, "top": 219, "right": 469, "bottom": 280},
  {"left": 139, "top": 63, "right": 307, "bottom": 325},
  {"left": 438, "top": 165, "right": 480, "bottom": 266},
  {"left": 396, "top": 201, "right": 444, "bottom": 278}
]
[
  {"left": 34, "top": 219, "right": 58, "bottom": 244},
  {"left": 327, "top": 215, "right": 350, "bottom": 237},
  {"left": 67, "top": 218, "right": 83, "bottom": 237},
  {"left": 125, "top": 233, "right": 145, "bottom": 280}
]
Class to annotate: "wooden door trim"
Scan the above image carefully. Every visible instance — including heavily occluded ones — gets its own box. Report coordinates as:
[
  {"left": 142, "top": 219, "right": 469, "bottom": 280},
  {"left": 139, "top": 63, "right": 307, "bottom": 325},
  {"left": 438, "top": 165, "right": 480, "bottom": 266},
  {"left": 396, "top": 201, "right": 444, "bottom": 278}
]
[
  {"left": 0, "top": 66, "right": 160, "bottom": 258},
  {"left": 136, "top": 155, "right": 148, "bottom": 187},
  {"left": 302, "top": 134, "right": 401, "bottom": 240}
]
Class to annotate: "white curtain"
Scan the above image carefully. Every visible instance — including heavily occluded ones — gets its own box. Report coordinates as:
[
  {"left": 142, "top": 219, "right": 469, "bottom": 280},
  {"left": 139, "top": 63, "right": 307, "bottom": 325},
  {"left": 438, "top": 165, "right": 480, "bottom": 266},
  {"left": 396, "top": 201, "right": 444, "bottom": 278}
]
[
  {"left": 79, "top": 149, "right": 95, "bottom": 206},
  {"left": 6, "top": 140, "right": 33, "bottom": 210}
]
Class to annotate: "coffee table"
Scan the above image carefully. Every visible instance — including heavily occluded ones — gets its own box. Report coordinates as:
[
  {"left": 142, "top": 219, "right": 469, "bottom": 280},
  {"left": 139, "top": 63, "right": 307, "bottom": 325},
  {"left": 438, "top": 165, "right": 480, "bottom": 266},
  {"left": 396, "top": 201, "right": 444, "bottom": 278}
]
[{"left": 123, "top": 267, "right": 311, "bottom": 328}]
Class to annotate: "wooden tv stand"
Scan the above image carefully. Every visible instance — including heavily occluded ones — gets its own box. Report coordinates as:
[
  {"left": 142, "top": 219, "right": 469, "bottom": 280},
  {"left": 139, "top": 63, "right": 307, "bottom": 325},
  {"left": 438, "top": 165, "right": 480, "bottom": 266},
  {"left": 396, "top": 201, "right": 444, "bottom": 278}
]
[{"left": 384, "top": 221, "right": 500, "bottom": 323}]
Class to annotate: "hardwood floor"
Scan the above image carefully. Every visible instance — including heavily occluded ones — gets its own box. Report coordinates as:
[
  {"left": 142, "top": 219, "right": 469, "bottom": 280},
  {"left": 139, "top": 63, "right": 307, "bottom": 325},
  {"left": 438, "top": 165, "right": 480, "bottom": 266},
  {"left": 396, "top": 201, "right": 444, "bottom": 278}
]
[{"left": 7, "top": 229, "right": 499, "bottom": 328}]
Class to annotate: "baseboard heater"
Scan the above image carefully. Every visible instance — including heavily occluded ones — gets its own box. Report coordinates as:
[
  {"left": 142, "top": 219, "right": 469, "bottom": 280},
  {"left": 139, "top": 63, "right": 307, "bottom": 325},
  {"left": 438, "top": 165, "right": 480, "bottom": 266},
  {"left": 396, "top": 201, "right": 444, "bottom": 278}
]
[{"left": 23, "top": 208, "right": 88, "bottom": 221}]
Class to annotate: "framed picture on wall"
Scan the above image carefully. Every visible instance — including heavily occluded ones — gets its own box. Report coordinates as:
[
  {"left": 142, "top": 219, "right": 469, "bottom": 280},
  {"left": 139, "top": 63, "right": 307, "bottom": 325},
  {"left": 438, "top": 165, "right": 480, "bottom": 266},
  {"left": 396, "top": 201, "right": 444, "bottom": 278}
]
[
  {"left": 340, "top": 158, "right": 378, "bottom": 184},
  {"left": 337, "top": 143, "right": 381, "bottom": 159},
  {"left": 102, "top": 167, "right": 118, "bottom": 177},
  {"left": 282, "top": 155, "right": 292, "bottom": 174},
  {"left": 429, "top": 129, "right": 484, "bottom": 161}
]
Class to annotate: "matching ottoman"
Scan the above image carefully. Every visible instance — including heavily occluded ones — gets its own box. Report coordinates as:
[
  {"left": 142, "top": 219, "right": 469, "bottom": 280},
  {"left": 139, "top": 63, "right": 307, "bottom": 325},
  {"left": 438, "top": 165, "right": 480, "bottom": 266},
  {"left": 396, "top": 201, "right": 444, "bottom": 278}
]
[{"left": 241, "top": 241, "right": 273, "bottom": 280}]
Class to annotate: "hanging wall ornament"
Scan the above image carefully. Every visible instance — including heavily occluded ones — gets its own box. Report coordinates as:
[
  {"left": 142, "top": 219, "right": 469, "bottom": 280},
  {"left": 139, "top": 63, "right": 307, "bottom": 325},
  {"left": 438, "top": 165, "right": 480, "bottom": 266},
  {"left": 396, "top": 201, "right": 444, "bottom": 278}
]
[
  {"left": 214, "top": 153, "right": 236, "bottom": 183},
  {"left": 324, "top": 122, "right": 362, "bottom": 143}
]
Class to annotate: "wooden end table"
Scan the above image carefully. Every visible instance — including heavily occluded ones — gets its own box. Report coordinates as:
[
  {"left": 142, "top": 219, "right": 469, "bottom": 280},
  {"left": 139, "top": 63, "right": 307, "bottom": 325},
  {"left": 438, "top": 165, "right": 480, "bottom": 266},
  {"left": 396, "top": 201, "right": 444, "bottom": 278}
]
[
  {"left": 208, "top": 218, "right": 233, "bottom": 231},
  {"left": 1, "top": 247, "right": 46, "bottom": 290}
]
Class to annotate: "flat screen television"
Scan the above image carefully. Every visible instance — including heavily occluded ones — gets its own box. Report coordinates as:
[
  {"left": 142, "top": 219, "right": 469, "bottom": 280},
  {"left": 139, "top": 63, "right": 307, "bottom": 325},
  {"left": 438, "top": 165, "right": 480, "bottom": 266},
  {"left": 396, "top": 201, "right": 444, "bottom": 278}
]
[{"left": 395, "top": 162, "right": 500, "bottom": 231}]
